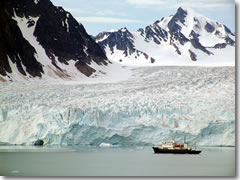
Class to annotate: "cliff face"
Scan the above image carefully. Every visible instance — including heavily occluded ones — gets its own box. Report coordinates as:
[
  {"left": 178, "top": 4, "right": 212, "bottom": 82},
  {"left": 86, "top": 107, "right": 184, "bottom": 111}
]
[{"left": 0, "top": 0, "right": 108, "bottom": 80}]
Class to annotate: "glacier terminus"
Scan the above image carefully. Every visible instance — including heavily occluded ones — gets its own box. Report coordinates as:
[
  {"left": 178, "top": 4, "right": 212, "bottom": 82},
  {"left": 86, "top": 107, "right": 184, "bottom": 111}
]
[{"left": 0, "top": 66, "right": 235, "bottom": 147}]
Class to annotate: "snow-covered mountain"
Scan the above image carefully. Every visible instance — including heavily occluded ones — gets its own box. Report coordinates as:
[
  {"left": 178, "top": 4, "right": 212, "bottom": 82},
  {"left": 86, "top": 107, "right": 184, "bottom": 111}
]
[
  {"left": 95, "top": 7, "right": 235, "bottom": 66},
  {"left": 0, "top": 0, "right": 110, "bottom": 82}
]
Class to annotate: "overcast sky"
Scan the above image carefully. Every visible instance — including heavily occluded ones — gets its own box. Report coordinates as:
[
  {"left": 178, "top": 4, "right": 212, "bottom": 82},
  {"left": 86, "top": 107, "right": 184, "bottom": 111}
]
[{"left": 51, "top": 0, "right": 235, "bottom": 36}]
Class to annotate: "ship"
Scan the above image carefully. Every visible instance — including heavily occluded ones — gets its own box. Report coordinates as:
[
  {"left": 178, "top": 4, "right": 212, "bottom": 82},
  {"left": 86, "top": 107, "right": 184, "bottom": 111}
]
[{"left": 152, "top": 140, "right": 201, "bottom": 154}]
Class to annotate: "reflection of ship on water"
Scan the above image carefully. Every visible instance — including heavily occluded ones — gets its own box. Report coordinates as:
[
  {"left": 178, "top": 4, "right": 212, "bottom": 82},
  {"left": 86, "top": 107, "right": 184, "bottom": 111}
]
[{"left": 152, "top": 140, "right": 201, "bottom": 154}]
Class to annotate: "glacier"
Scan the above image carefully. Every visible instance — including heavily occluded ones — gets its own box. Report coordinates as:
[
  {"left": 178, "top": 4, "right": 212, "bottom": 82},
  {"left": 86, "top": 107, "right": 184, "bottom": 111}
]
[{"left": 0, "top": 66, "right": 235, "bottom": 147}]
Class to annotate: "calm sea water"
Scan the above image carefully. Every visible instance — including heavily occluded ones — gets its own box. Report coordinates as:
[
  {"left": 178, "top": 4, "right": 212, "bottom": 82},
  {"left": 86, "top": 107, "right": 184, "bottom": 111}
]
[{"left": 0, "top": 146, "right": 235, "bottom": 176}]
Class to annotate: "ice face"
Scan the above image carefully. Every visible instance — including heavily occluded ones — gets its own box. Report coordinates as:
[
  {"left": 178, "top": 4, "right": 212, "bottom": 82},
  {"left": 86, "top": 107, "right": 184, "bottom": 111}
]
[{"left": 0, "top": 66, "right": 235, "bottom": 146}]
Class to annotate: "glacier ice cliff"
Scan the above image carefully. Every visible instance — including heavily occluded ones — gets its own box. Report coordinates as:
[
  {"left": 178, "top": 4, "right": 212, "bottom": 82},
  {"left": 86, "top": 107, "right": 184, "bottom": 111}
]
[{"left": 0, "top": 67, "right": 235, "bottom": 146}]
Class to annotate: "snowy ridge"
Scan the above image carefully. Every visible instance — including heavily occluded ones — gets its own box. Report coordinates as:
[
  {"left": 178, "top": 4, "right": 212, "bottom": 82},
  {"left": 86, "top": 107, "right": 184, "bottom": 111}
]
[
  {"left": 0, "top": 67, "right": 235, "bottom": 146},
  {"left": 96, "top": 7, "right": 235, "bottom": 66}
]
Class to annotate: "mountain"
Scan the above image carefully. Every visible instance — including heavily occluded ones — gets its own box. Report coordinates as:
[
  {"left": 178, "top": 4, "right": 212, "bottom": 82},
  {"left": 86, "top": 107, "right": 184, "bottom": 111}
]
[
  {"left": 0, "top": 0, "right": 109, "bottom": 81},
  {"left": 95, "top": 7, "right": 235, "bottom": 66}
]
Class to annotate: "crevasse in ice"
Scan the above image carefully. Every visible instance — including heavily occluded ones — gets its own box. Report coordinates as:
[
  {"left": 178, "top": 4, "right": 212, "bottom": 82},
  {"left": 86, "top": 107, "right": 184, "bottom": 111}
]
[{"left": 0, "top": 67, "right": 235, "bottom": 146}]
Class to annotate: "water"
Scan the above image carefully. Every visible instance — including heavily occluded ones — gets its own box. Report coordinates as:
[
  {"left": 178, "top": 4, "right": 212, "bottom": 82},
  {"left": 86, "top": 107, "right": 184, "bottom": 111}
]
[{"left": 0, "top": 146, "right": 235, "bottom": 176}]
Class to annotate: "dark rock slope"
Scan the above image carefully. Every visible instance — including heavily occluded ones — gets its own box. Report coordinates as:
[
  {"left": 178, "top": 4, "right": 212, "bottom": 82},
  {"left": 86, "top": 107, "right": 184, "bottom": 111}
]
[
  {"left": 96, "top": 28, "right": 136, "bottom": 57},
  {"left": 0, "top": 0, "right": 108, "bottom": 80}
]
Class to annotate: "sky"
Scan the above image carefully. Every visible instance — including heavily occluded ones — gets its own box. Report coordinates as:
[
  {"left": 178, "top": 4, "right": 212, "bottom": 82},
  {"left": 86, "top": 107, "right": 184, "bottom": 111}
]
[{"left": 51, "top": 0, "right": 235, "bottom": 36}]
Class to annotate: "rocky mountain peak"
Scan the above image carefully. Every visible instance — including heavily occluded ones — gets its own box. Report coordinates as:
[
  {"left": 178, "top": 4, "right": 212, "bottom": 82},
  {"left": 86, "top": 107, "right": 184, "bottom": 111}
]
[
  {"left": 0, "top": 0, "right": 109, "bottom": 81},
  {"left": 96, "top": 27, "right": 135, "bottom": 57},
  {"left": 120, "top": 27, "right": 128, "bottom": 32},
  {"left": 95, "top": 7, "right": 235, "bottom": 65},
  {"left": 176, "top": 7, "right": 188, "bottom": 19},
  {"left": 167, "top": 7, "right": 190, "bottom": 45},
  {"left": 118, "top": 27, "right": 134, "bottom": 38},
  {"left": 168, "top": 7, "right": 188, "bottom": 28}
]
